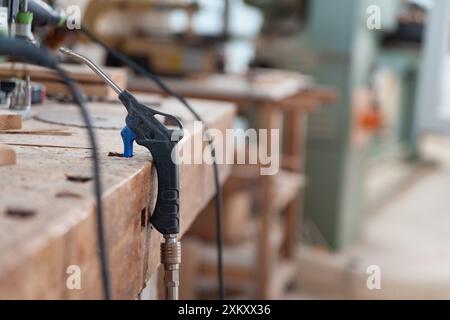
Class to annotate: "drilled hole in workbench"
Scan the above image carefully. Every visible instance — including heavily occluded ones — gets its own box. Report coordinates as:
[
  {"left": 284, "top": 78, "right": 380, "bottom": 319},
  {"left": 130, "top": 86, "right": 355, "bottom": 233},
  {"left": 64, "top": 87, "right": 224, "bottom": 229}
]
[
  {"left": 65, "top": 174, "right": 93, "bottom": 183},
  {"left": 5, "top": 208, "right": 36, "bottom": 219},
  {"left": 56, "top": 191, "right": 82, "bottom": 199},
  {"left": 141, "top": 208, "right": 147, "bottom": 229},
  {"left": 108, "top": 152, "right": 124, "bottom": 158}
]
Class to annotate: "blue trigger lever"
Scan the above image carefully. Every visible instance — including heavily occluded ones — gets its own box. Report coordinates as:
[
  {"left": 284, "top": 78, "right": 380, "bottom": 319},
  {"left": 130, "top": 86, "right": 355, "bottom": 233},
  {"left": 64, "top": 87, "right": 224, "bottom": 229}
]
[{"left": 121, "top": 126, "right": 137, "bottom": 158}]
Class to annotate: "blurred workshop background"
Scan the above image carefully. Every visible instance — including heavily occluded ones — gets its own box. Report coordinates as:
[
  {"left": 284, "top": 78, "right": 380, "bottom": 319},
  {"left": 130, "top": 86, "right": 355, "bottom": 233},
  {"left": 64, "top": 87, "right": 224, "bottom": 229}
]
[{"left": 3, "top": 0, "right": 450, "bottom": 300}]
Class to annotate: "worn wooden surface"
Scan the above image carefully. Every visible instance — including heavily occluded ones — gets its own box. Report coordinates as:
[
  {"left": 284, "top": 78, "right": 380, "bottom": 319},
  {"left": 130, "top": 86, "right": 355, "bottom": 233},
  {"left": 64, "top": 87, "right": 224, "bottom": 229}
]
[{"left": 0, "top": 93, "right": 235, "bottom": 299}]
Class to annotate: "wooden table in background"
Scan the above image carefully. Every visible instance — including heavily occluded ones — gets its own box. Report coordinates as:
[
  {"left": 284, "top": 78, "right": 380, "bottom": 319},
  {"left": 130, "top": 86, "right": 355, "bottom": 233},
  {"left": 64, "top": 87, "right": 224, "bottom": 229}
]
[
  {"left": 0, "top": 94, "right": 235, "bottom": 299},
  {"left": 130, "top": 70, "right": 337, "bottom": 299}
]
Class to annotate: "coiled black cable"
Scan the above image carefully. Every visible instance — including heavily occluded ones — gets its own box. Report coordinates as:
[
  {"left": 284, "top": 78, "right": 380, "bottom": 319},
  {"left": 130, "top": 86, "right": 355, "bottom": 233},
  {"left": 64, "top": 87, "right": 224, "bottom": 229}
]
[
  {"left": 0, "top": 37, "right": 112, "bottom": 300},
  {"left": 79, "top": 26, "right": 226, "bottom": 300}
]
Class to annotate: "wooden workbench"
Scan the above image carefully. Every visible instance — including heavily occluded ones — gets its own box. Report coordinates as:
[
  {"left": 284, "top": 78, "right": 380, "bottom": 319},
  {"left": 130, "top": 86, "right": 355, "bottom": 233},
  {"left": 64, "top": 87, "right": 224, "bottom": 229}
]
[
  {"left": 130, "top": 70, "right": 337, "bottom": 299},
  {"left": 0, "top": 94, "right": 235, "bottom": 299}
]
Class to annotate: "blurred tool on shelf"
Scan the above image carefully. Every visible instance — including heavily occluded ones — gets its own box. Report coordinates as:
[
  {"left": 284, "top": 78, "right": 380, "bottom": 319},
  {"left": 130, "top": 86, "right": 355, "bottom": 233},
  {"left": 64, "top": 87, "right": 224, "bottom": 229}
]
[{"left": 0, "top": 0, "right": 46, "bottom": 121}]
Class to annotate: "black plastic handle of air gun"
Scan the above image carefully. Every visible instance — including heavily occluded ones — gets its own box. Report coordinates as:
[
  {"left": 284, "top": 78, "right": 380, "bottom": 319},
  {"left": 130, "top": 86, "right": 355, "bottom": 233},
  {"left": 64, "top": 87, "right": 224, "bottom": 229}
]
[{"left": 137, "top": 139, "right": 180, "bottom": 235}]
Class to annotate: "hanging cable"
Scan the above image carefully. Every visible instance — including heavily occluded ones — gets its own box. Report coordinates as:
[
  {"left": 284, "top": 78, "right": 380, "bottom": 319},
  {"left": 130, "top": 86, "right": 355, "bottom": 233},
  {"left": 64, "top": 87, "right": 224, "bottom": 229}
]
[
  {"left": 79, "top": 26, "right": 226, "bottom": 300},
  {"left": 0, "top": 36, "right": 112, "bottom": 300}
]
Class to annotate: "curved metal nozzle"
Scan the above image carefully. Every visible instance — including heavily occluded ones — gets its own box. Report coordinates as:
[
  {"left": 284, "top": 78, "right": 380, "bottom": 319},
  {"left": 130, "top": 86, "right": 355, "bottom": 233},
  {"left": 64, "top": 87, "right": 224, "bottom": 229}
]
[{"left": 59, "top": 47, "right": 123, "bottom": 95}]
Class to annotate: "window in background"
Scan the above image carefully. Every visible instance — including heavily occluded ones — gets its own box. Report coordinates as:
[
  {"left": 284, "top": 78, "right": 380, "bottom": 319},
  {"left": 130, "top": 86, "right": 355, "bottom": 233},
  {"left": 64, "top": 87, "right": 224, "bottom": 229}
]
[
  {"left": 170, "top": 0, "right": 263, "bottom": 73},
  {"left": 416, "top": 0, "right": 450, "bottom": 135}
]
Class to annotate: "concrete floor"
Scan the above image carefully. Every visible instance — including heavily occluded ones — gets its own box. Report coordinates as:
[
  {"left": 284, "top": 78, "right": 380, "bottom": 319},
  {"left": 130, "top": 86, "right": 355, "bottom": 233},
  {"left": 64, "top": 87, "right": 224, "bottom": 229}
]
[{"left": 295, "top": 134, "right": 450, "bottom": 300}]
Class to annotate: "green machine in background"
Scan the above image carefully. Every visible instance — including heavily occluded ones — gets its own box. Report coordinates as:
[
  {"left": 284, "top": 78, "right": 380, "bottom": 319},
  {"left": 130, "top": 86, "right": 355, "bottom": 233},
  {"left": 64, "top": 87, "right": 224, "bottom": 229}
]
[
  {"left": 249, "top": 0, "right": 416, "bottom": 250},
  {"left": 297, "top": 0, "right": 402, "bottom": 250}
]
